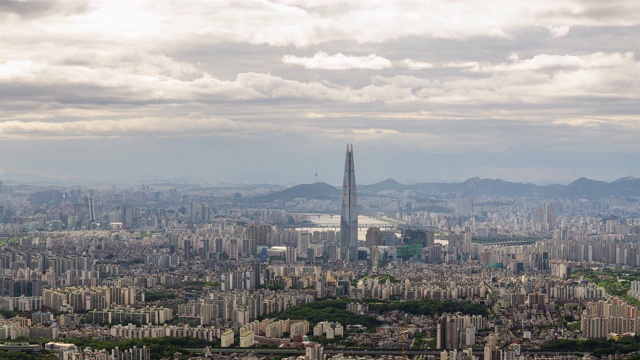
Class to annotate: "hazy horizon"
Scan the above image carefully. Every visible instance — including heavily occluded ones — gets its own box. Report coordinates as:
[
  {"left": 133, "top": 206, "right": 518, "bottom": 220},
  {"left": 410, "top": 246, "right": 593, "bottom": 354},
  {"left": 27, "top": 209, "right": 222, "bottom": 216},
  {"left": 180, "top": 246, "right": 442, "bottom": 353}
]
[{"left": 0, "top": 169, "right": 635, "bottom": 187}]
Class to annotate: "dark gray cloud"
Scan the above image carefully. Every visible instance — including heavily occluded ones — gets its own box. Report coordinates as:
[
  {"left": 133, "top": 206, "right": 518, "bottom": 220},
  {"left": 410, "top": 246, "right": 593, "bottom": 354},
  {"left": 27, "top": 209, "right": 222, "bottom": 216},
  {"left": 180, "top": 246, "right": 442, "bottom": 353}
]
[{"left": 0, "top": 0, "right": 89, "bottom": 19}]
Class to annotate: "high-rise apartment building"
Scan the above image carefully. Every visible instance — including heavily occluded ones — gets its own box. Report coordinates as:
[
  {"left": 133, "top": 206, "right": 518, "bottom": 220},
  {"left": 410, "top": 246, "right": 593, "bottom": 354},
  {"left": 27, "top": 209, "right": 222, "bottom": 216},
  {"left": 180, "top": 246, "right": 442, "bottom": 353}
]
[
  {"left": 246, "top": 224, "right": 273, "bottom": 250},
  {"left": 340, "top": 144, "right": 358, "bottom": 262},
  {"left": 190, "top": 202, "right": 198, "bottom": 223},
  {"left": 366, "top": 227, "right": 381, "bottom": 266},
  {"left": 546, "top": 203, "right": 557, "bottom": 229},
  {"left": 122, "top": 205, "right": 134, "bottom": 228},
  {"left": 297, "top": 231, "right": 311, "bottom": 258}
]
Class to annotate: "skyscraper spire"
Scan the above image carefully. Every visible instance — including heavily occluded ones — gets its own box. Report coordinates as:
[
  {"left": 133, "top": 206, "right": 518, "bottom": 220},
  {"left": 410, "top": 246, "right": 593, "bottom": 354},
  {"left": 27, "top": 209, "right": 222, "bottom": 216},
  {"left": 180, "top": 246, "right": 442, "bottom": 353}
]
[{"left": 341, "top": 143, "right": 358, "bottom": 262}]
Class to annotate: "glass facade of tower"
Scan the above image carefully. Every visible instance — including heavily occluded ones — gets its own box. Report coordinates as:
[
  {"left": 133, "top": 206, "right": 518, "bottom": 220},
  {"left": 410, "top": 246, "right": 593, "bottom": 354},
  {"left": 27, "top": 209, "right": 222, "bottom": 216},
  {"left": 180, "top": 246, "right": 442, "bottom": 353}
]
[{"left": 340, "top": 144, "right": 358, "bottom": 262}]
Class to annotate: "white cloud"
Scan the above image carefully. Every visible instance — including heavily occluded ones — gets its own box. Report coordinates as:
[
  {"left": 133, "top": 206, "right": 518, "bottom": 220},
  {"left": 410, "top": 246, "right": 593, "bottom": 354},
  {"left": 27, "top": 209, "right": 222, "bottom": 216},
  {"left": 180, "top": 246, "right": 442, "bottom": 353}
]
[
  {"left": 442, "top": 61, "right": 481, "bottom": 69},
  {"left": 471, "top": 52, "right": 636, "bottom": 72},
  {"left": 3, "top": 1, "right": 636, "bottom": 52},
  {"left": 548, "top": 25, "right": 571, "bottom": 38},
  {"left": 282, "top": 52, "right": 392, "bottom": 70},
  {"left": 363, "top": 51, "right": 640, "bottom": 105},
  {"left": 2, "top": 50, "right": 637, "bottom": 116},
  {"left": 0, "top": 116, "right": 303, "bottom": 140},
  {"left": 553, "top": 115, "right": 640, "bottom": 129},
  {"left": 401, "top": 59, "right": 434, "bottom": 70},
  {"left": 0, "top": 58, "right": 370, "bottom": 103}
]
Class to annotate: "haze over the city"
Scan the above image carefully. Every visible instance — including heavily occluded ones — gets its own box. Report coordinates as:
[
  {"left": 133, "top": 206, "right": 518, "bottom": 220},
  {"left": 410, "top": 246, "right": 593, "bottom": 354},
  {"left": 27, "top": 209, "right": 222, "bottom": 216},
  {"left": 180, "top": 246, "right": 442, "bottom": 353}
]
[{"left": 1, "top": 0, "right": 638, "bottom": 184}]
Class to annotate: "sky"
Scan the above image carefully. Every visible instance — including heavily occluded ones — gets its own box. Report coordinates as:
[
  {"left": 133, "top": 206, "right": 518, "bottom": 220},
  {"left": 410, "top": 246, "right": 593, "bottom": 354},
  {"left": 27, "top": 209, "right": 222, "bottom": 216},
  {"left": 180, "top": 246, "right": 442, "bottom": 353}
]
[{"left": 0, "top": 0, "right": 639, "bottom": 185}]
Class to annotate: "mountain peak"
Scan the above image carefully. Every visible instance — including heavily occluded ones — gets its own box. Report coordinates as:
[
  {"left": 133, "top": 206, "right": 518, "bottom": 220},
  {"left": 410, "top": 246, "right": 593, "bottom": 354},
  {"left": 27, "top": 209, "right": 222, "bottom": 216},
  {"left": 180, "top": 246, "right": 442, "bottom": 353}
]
[
  {"left": 260, "top": 182, "right": 340, "bottom": 202},
  {"left": 360, "top": 178, "right": 406, "bottom": 192},
  {"left": 569, "top": 177, "right": 595, "bottom": 185},
  {"left": 377, "top": 178, "right": 402, "bottom": 186},
  {"left": 613, "top": 176, "right": 637, "bottom": 183}
]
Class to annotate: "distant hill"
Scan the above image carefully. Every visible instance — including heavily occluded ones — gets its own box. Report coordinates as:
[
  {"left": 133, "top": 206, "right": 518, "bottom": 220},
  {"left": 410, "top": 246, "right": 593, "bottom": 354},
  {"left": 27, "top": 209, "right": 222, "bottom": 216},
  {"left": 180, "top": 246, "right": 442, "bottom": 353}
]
[
  {"left": 360, "top": 176, "right": 639, "bottom": 198},
  {"left": 361, "top": 178, "right": 405, "bottom": 192},
  {"left": 0, "top": 172, "right": 67, "bottom": 185},
  {"left": 553, "top": 176, "right": 640, "bottom": 198},
  {"left": 360, "top": 177, "right": 559, "bottom": 196},
  {"left": 256, "top": 176, "right": 640, "bottom": 201},
  {"left": 259, "top": 182, "right": 340, "bottom": 202}
]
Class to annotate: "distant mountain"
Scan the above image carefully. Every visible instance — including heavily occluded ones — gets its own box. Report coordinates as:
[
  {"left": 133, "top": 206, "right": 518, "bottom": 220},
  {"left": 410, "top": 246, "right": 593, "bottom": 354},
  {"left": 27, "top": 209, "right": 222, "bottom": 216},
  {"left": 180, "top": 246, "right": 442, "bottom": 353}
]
[
  {"left": 361, "top": 178, "right": 406, "bottom": 192},
  {"left": 259, "top": 182, "right": 340, "bottom": 202},
  {"left": 360, "top": 176, "right": 639, "bottom": 198},
  {"left": 361, "top": 177, "right": 559, "bottom": 196},
  {"left": 613, "top": 176, "right": 637, "bottom": 183},
  {"left": 555, "top": 177, "right": 608, "bottom": 198},
  {"left": 554, "top": 176, "right": 640, "bottom": 198},
  {"left": 450, "top": 177, "right": 561, "bottom": 196},
  {"left": 0, "top": 172, "right": 66, "bottom": 184}
]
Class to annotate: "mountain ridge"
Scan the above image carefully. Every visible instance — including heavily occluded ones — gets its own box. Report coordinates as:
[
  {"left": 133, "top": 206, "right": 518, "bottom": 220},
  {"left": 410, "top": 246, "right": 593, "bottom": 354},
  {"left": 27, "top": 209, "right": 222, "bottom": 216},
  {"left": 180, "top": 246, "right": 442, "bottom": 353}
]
[{"left": 251, "top": 176, "right": 639, "bottom": 201}]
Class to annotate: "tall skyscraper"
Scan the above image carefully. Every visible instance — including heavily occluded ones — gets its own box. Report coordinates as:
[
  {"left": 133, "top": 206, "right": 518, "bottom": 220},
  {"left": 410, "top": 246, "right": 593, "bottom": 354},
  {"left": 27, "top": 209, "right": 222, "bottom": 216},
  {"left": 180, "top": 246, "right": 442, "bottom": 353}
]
[
  {"left": 88, "top": 196, "right": 96, "bottom": 223},
  {"left": 340, "top": 144, "right": 358, "bottom": 262}
]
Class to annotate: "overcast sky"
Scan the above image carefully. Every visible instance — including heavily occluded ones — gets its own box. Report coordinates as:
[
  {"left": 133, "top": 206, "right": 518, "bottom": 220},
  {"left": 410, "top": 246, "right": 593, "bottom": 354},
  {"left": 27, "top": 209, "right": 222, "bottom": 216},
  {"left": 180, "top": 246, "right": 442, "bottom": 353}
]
[{"left": 1, "top": 0, "right": 638, "bottom": 185}]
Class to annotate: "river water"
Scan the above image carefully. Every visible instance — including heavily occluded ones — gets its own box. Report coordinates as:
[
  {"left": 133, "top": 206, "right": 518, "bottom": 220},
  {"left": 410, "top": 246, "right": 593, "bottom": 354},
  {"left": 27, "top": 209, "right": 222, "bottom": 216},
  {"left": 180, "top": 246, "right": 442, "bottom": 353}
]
[
  {"left": 298, "top": 213, "right": 448, "bottom": 246},
  {"left": 297, "top": 214, "right": 397, "bottom": 241}
]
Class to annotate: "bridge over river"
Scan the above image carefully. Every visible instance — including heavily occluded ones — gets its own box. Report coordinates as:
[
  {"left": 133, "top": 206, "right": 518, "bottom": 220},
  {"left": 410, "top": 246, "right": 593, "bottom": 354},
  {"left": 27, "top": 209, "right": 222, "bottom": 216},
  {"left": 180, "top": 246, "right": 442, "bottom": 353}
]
[{"left": 186, "top": 347, "right": 589, "bottom": 358}]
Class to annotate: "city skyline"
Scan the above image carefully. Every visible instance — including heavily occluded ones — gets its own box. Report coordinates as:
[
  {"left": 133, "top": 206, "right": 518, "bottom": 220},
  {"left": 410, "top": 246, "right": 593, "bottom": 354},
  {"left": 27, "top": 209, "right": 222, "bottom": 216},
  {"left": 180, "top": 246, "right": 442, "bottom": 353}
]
[
  {"left": 1, "top": 1, "right": 638, "bottom": 184},
  {"left": 0, "top": 133, "right": 639, "bottom": 359}
]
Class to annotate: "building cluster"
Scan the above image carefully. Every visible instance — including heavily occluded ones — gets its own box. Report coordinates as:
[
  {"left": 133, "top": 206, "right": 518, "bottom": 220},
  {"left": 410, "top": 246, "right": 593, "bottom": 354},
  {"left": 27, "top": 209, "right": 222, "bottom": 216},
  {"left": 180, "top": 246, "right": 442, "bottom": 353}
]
[
  {"left": 0, "top": 147, "right": 639, "bottom": 359},
  {"left": 43, "top": 285, "right": 136, "bottom": 312},
  {"left": 176, "top": 288, "right": 316, "bottom": 327},
  {"left": 87, "top": 306, "right": 173, "bottom": 325},
  {"left": 45, "top": 342, "right": 151, "bottom": 360},
  {"left": 581, "top": 298, "right": 639, "bottom": 338},
  {"left": 436, "top": 314, "right": 485, "bottom": 349}
]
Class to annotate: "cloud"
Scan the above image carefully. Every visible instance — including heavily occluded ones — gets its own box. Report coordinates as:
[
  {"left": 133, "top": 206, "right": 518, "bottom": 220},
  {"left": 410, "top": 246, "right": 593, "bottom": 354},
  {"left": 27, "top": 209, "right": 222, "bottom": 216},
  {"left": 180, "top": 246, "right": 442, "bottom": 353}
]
[
  {"left": 0, "top": 1, "right": 638, "bottom": 184},
  {"left": 548, "top": 25, "right": 571, "bottom": 38},
  {"left": 0, "top": 1, "right": 638, "bottom": 55},
  {"left": 118, "top": 1, "right": 640, "bottom": 46},
  {"left": 553, "top": 115, "right": 640, "bottom": 130},
  {"left": 401, "top": 59, "right": 434, "bottom": 70},
  {"left": 0, "top": 116, "right": 298, "bottom": 140},
  {"left": 282, "top": 52, "right": 392, "bottom": 70},
  {"left": 2, "top": 49, "right": 638, "bottom": 123},
  {"left": 372, "top": 52, "right": 639, "bottom": 105},
  {"left": 0, "top": 57, "right": 370, "bottom": 104},
  {"left": 0, "top": 0, "right": 89, "bottom": 19},
  {"left": 470, "top": 51, "right": 636, "bottom": 72},
  {"left": 442, "top": 61, "right": 481, "bottom": 69}
]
